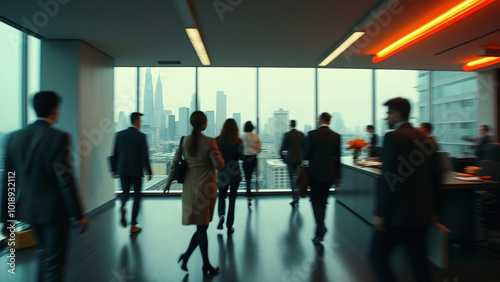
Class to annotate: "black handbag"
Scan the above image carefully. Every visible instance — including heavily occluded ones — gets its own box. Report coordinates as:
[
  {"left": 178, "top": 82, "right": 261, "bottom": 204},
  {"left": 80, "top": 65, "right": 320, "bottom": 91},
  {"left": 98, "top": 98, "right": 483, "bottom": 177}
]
[{"left": 172, "top": 136, "right": 187, "bottom": 183}]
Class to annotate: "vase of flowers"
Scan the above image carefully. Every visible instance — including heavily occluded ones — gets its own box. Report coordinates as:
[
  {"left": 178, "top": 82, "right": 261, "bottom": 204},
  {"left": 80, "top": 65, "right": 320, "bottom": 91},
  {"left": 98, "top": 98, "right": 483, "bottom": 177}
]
[{"left": 346, "top": 138, "right": 367, "bottom": 160}]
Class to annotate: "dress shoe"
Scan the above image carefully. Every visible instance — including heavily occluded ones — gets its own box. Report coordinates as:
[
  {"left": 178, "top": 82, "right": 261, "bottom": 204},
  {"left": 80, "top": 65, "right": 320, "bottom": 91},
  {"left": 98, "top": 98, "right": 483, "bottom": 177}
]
[
  {"left": 217, "top": 215, "right": 225, "bottom": 230},
  {"left": 120, "top": 207, "right": 127, "bottom": 227},
  {"left": 248, "top": 198, "right": 252, "bottom": 206},
  {"left": 178, "top": 253, "right": 188, "bottom": 271},
  {"left": 130, "top": 225, "right": 142, "bottom": 233},
  {"left": 318, "top": 227, "right": 327, "bottom": 241},
  {"left": 227, "top": 227, "right": 235, "bottom": 235},
  {"left": 202, "top": 265, "right": 220, "bottom": 276},
  {"left": 289, "top": 200, "right": 298, "bottom": 207},
  {"left": 312, "top": 237, "right": 322, "bottom": 245}
]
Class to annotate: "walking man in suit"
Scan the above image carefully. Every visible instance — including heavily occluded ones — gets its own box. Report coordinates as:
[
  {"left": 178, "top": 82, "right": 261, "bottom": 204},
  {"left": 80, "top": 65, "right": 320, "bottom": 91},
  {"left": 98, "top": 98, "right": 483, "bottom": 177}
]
[
  {"left": 304, "top": 113, "right": 341, "bottom": 244},
  {"left": 280, "top": 120, "right": 305, "bottom": 207},
  {"left": 111, "top": 112, "right": 152, "bottom": 233},
  {"left": 371, "top": 98, "right": 441, "bottom": 282},
  {"left": 1, "top": 91, "right": 88, "bottom": 282}
]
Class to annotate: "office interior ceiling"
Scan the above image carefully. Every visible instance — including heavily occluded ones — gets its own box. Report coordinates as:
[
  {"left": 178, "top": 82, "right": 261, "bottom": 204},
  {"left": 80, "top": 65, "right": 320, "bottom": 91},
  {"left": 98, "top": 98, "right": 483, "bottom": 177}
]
[{"left": 1, "top": 0, "right": 500, "bottom": 71}]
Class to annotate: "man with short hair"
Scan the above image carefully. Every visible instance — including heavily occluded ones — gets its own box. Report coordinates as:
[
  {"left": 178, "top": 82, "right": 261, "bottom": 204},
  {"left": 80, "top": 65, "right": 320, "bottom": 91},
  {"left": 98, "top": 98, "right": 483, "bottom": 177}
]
[
  {"left": 1, "top": 91, "right": 88, "bottom": 282},
  {"left": 304, "top": 112, "right": 341, "bottom": 244},
  {"left": 111, "top": 112, "right": 152, "bottom": 233},
  {"left": 371, "top": 97, "right": 442, "bottom": 282},
  {"left": 280, "top": 120, "right": 305, "bottom": 207}
]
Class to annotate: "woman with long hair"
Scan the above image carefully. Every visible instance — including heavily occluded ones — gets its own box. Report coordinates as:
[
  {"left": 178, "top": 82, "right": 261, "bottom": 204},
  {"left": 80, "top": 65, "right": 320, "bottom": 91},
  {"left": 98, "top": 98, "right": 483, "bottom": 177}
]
[
  {"left": 241, "top": 121, "right": 261, "bottom": 206},
  {"left": 164, "top": 111, "right": 224, "bottom": 276},
  {"left": 215, "top": 119, "right": 243, "bottom": 234}
]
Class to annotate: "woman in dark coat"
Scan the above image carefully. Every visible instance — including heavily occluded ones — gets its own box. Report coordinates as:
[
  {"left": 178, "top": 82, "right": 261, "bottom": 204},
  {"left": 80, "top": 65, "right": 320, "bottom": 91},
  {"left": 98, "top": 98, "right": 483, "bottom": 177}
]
[{"left": 216, "top": 119, "right": 243, "bottom": 235}]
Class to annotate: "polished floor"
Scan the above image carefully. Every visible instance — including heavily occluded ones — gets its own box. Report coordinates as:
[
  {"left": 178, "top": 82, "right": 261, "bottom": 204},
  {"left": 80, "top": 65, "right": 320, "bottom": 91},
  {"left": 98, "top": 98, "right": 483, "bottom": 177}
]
[{"left": 1, "top": 195, "right": 499, "bottom": 281}]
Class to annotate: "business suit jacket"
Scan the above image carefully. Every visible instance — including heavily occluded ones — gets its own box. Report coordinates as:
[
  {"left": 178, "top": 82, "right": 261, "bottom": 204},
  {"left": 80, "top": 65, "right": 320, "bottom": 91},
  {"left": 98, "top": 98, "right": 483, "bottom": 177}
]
[
  {"left": 376, "top": 123, "right": 442, "bottom": 227},
  {"left": 112, "top": 127, "right": 152, "bottom": 177},
  {"left": 216, "top": 139, "right": 243, "bottom": 186},
  {"left": 303, "top": 126, "right": 341, "bottom": 184},
  {"left": 280, "top": 129, "right": 305, "bottom": 164},
  {"left": 1, "top": 120, "right": 83, "bottom": 224},
  {"left": 370, "top": 133, "right": 378, "bottom": 147},
  {"left": 475, "top": 135, "right": 492, "bottom": 160}
]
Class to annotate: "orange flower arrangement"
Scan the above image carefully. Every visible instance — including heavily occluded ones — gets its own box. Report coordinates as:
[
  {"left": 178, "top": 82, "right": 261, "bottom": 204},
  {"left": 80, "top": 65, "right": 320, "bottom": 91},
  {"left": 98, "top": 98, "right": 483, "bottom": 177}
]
[{"left": 346, "top": 138, "right": 368, "bottom": 152}]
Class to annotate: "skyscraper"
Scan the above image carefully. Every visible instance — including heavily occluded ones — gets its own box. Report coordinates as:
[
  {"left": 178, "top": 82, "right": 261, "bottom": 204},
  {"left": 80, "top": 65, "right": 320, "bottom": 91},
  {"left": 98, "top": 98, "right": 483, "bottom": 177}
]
[
  {"left": 179, "top": 107, "right": 190, "bottom": 136},
  {"left": 143, "top": 67, "right": 154, "bottom": 125},
  {"left": 154, "top": 73, "right": 166, "bottom": 141},
  {"left": 117, "top": 111, "right": 128, "bottom": 131},
  {"left": 273, "top": 109, "right": 289, "bottom": 153},
  {"left": 168, "top": 115, "right": 176, "bottom": 140},
  {"left": 205, "top": 110, "right": 215, "bottom": 137},
  {"left": 416, "top": 71, "right": 478, "bottom": 156},
  {"left": 233, "top": 113, "right": 241, "bottom": 134},
  {"left": 216, "top": 91, "right": 227, "bottom": 134}
]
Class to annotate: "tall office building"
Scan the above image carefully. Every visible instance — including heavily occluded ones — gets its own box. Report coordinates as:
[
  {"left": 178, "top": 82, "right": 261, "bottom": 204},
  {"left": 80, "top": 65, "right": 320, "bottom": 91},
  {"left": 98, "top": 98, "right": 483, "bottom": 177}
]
[
  {"left": 216, "top": 91, "right": 227, "bottom": 134},
  {"left": 142, "top": 124, "right": 159, "bottom": 153},
  {"left": 233, "top": 113, "right": 241, "bottom": 134},
  {"left": 117, "top": 111, "right": 128, "bottom": 131},
  {"left": 153, "top": 74, "right": 166, "bottom": 142},
  {"left": 168, "top": 115, "right": 176, "bottom": 140},
  {"left": 143, "top": 67, "right": 154, "bottom": 125},
  {"left": 205, "top": 110, "right": 215, "bottom": 137},
  {"left": 178, "top": 107, "right": 190, "bottom": 136},
  {"left": 416, "top": 71, "right": 479, "bottom": 156},
  {"left": 265, "top": 159, "right": 289, "bottom": 189},
  {"left": 273, "top": 109, "right": 289, "bottom": 153}
]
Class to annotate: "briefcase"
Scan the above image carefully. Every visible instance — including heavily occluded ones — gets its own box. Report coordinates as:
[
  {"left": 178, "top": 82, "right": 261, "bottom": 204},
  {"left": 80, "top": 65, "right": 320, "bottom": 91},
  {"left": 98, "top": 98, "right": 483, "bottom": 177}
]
[{"left": 294, "top": 164, "right": 310, "bottom": 198}]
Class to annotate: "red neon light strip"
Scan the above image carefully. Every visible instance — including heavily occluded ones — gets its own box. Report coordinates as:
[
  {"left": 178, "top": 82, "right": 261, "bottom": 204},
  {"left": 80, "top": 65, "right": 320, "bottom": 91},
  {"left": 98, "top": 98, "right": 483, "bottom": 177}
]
[
  {"left": 463, "top": 57, "right": 500, "bottom": 71},
  {"left": 373, "top": 0, "right": 495, "bottom": 63}
]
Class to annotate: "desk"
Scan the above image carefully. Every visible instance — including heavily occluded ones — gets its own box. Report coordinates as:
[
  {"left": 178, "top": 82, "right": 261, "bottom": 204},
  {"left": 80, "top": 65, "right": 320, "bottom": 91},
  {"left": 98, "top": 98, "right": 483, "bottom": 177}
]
[{"left": 336, "top": 157, "right": 500, "bottom": 242}]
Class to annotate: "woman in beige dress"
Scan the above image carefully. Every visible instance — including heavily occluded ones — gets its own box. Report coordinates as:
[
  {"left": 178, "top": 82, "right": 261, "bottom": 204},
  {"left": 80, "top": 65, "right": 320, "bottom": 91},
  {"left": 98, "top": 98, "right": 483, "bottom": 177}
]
[{"left": 163, "top": 111, "right": 224, "bottom": 276}]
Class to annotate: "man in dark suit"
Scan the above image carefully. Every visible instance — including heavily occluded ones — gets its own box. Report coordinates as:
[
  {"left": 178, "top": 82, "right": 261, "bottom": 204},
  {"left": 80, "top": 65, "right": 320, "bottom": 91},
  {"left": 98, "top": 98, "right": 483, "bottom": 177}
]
[
  {"left": 1, "top": 91, "right": 88, "bottom": 282},
  {"left": 111, "top": 112, "right": 152, "bottom": 233},
  {"left": 280, "top": 120, "right": 305, "bottom": 207},
  {"left": 304, "top": 112, "right": 341, "bottom": 244},
  {"left": 371, "top": 98, "right": 441, "bottom": 282},
  {"left": 366, "top": 125, "right": 378, "bottom": 157}
]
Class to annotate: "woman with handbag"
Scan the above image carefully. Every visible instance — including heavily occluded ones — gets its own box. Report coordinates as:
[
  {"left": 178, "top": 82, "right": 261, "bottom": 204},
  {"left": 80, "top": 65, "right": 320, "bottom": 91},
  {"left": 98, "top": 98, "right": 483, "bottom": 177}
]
[
  {"left": 163, "top": 111, "right": 224, "bottom": 276},
  {"left": 241, "top": 121, "right": 261, "bottom": 206},
  {"left": 215, "top": 119, "right": 243, "bottom": 235}
]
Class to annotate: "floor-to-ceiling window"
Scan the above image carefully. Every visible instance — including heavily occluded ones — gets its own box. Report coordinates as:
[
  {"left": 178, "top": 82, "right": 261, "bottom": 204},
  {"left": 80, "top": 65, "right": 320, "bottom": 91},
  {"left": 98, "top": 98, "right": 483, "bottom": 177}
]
[
  {"left": 258, "top": 68, "right": 315, "bottom": 190},
  {"left": 318, "top": 69, "right": 373, "bottom": 157},
  {"left": 431, "top": 71, "right": 478, "bottom": 156},
  {"left": 198, "top": 67, "right": 257, "bottom": 191},
  {"left": 27, "top": 35, "right": 41, "bottom": 123},
  {"left": 0, "top": 22, "right": 23, "bottom": 182},
  {"left": 137, "top": 67, "right": 196, "bottom": 191},
  {"left": 112, "top": 67, "right": 481, "bottom": 192}
]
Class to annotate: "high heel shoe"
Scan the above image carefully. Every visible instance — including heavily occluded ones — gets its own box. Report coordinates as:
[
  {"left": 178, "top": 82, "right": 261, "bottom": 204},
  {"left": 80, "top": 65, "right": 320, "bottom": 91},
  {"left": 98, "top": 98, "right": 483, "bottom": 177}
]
[
  {"left": 177, "top": 254, "right": 188, "bottom": 271},
  {"left": 202, "top": 265, "right": 220, "bottom": 276},
  {"left": 217, "top": 215, "right": 224, "bottom": 230}
]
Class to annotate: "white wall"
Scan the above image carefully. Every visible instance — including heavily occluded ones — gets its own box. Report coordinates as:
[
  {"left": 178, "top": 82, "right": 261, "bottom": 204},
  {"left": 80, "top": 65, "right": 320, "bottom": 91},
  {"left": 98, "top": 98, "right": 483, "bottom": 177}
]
[{"left": 41, "top": 40, "right": 115, "bottom": 214}]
